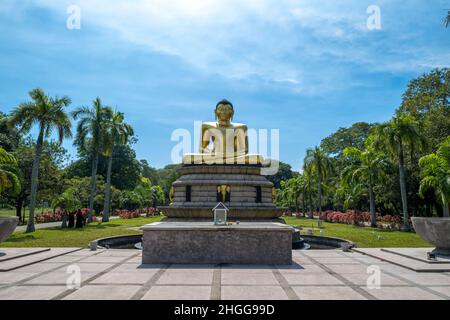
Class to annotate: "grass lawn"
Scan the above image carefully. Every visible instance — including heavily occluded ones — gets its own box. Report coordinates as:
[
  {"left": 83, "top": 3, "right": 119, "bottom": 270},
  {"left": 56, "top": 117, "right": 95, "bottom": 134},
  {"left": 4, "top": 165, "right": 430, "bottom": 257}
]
[
  {"left": 1, "top": 214, "right": 431, "bottom": 249},
  {"left": 0, "top": 208, "right": 19, "bottom": 218},
  {"left": 283, "top": 216, "right": 431, "bottom": 248},
  {"left": 0, "top": 216, "right": 163, "bottom": 248}
]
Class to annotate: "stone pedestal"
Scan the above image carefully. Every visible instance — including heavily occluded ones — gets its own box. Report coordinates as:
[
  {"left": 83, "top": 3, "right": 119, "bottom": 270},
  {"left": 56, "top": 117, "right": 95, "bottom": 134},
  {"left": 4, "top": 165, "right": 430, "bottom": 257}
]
[
  {"left": 141, "top": 222, "right": 293, "bottom": 265},
  {"left": 159, "top": 165, "right": 284, "bottom": 219}
]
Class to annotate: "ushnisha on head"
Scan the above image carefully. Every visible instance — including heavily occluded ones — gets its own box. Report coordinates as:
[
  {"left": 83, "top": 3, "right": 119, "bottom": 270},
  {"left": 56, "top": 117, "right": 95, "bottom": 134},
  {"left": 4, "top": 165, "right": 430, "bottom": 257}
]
[{"left": 215, "top": 99, "right": 234, "bottom": 124}]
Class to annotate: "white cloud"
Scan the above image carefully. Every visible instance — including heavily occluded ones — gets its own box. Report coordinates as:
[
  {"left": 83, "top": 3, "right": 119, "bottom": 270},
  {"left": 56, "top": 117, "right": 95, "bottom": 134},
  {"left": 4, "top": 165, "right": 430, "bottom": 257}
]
[{"left": 20, "top": 0, "right": 450, "bottom": 94}]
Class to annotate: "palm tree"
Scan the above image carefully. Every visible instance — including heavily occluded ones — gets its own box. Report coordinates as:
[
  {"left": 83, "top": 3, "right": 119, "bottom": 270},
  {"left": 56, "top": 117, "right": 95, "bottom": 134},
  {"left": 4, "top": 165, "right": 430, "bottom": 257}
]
[
  {"left": 304, "top": 147, "right": 332, "bottom": 216},
  {"left": 102, "top": 110, "right": 134, "bottom": 222},
  {"left": 0, "top": 147, "right": 20, "bottom": 195},
  {"left": 419, "top": 137, "right": 450, "bottom": 217},
  {"left": 51, "top": 188, "right": 81, "bottom": 228},
  {"left": 374, "top": 114, "right": 426, "bottom": 231},
  {"left": 72, "top": 98, "right": 112, "bottom": 223},
  {"left": 302, "top": 163, "right": 316, "bottom": 218},
  {"left": 9, "top": 88, "right": 72, "bottom": 233},
  {"left": 342, "top": 146, "right": 388, "bottom": 227}
]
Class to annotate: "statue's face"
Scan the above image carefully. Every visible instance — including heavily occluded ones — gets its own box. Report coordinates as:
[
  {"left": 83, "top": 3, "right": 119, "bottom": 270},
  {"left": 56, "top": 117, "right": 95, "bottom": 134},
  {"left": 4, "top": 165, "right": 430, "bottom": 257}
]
[{"left": 215, "top": 103, "right": 233, "bottom": 122}]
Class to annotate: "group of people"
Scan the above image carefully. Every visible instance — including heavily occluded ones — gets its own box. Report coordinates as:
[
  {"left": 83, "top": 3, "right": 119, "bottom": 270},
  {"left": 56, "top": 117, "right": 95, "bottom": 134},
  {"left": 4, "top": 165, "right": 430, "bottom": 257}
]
[{"left": 67, "top": 209, "right": 86, "bottom": 228}]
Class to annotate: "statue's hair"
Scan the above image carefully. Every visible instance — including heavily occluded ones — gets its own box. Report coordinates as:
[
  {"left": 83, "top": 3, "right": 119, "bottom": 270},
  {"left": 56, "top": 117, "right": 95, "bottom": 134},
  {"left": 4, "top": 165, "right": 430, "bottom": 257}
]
[
  {"left": 215, "top": 99, "right": 234, "bottom": 121},
  {"left": 215, "top": 99, "right": 234, "bottom": 111}
]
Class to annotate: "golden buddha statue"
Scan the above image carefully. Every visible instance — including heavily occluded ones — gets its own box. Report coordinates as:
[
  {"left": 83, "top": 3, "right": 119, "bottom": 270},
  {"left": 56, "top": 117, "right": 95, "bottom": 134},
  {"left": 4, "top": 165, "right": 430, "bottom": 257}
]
[{"left": 183, "top": 100, "right": 263, "bottom": 165}]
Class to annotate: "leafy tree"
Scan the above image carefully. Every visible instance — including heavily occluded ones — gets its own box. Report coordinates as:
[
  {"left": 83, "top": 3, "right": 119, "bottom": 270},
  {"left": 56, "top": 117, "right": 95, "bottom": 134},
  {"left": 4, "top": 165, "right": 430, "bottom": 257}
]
[
  {"left": 321, "top": 122, "right": 373, "bottom": 158},
  {"left": 9, "top": 88, "right": 72, "bottom": 233},
  {"left": 419, "top": 136, "right": 450, "bottom": 217},
  {"left": 72, "top": 98, "right": 112, "bottom": 222},
  {"left": 0, "top": 112, "right": 20, "bottom": 151},
  {"left": 0, "top": 147, "right": 20, "bottom": 195},
  {"left": 398, "top": 68, "right": 450, "bottom": 150},
  {"left": 266, "top": 161, "right": 296, "bottom": 189},
  {"left": 373, "top": 114, "right": 427, "bottom": 230},
  {"left": 342, "top": 145, "right": 388, "bottom": 227},
  {"left": 304, "top": 147, "right": 332, "bottom": 215},
  {"left": 102, "top": 110, "right": 134, "bottom": 222},
  {"left": 66, "top": 143, "right": 142, "bottom": 191}
]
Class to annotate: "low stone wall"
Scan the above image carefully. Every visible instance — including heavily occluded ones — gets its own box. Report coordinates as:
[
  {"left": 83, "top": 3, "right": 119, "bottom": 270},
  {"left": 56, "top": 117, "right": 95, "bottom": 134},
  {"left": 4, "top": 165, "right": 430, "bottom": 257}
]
[
  {"left": 141, "top": 222, "right": 293, "bottom": 264},
  {"left": 301, "top": 235, "right": 354, "bottom": 250}
]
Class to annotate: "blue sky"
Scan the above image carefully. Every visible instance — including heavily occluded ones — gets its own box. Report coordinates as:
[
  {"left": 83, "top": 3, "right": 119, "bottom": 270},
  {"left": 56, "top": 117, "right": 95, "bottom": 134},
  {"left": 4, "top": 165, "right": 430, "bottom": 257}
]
[{"left": 0, "top": 0, "right": 449, "bottom": 171}]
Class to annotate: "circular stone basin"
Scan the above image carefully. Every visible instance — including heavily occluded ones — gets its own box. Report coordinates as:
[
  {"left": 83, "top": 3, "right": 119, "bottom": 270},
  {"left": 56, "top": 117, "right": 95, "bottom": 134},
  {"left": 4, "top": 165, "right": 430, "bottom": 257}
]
[
  {"left": 0, "top": 216, "right": 19, "bottom": 242},
  {"left": 412, "top": 217, "right": 450, "bottom": 256}
]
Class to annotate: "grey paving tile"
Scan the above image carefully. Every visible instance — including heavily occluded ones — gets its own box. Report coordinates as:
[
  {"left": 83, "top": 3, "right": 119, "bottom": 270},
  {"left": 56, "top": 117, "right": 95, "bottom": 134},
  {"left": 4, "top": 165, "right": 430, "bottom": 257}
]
[
  {"left": 293, "top": 286, "right": 367, "bottom": 300},
  {"left": 426, "top": 286, "right": 450, "bottom": 298},
  {"left": 81, "top": 256, "right": 129, "bottom": 264},
  {"left": 222, "top": 286, "right": 288, "bottom": 300},
  {"left": 157, "top": 270, "right": 214, "bottom": 285},
  {"left": 17, "top": 262, "right": 66, "bottom": 273},
  {"left": 142, "top": 286, "right": 211, "bottom": 300},
  {"left": 284, "top": 273, "right": 344, "bottom": 285},
  {"left": 398, "top": 273, "right": 450, "bottom": 286},
  {"left": 340, "top": 273, "right": 409, "bottom": 286},
  {"left": 361, "top": 286, "right": 443, "bottom": 300},
  {"left": 91, "top": 271, "right": 157, "bottom": 284},
  {"left": 314, "top": 257, "right": 360, "bottom": 264},
  {"left": 25, "top": 271, "right": 98, "bottom": 285},
  {"left": 63, "top": 285, "right": 141, "bottom": 300},
  {"left": 222, "top": 271, "right": 279, "bottom": 285},
  {"left": 0, "top": 272, "right": 39, "bottom": 284},
  {"left": 0, "top": 285, "right": 67, "bottom": 300}
]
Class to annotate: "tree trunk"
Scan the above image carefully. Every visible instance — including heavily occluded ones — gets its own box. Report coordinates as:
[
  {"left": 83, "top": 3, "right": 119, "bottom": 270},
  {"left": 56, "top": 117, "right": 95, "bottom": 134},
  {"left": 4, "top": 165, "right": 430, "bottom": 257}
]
[
  {"left": 317, "top": 173, "right": 322, "bottom": 215},
  {"left": 308, "top": 191, "right": 314, "bottom": 219},
  {"left": 302, "top": 188, "right": 306, "bottom": 217},
  {"left": 26, "top": 128, "right": 44, "bottom": 233},
  {"left": 102, "top": 154, "right": 113, "bottom": 222},
  {"left": 295, "top": 193, "right": 299, "bottom": 214},
  {"left": 87, "top": 151, "right": 99, "bottom": 223},
  {"left": 398, "top": 141, "right": 410, "bottom": 231},
  {"left": 61, "top": 210, "right": 68, "bottom": 228},
  {"left": 15, "top": 198, "right": 22, "bottom": 221},
  {"left": 442, "top": 194, "right": 449, "bottom": 217},
  {"left": 369, "top": 185, "right": 377, "bottom": 228}
]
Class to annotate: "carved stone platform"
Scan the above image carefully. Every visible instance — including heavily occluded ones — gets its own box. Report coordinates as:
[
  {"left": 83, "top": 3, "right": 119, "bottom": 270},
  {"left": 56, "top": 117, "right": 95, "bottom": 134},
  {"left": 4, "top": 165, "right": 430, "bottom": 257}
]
[{"left": 159, "top": 165, "right": 284, "bottom": 219}]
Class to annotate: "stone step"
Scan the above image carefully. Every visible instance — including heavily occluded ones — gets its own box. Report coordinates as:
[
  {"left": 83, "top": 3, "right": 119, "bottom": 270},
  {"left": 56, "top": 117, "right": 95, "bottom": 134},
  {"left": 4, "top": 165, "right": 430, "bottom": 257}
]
[{"left": 0, "top": 248, "right": 83, "bottom": 272}]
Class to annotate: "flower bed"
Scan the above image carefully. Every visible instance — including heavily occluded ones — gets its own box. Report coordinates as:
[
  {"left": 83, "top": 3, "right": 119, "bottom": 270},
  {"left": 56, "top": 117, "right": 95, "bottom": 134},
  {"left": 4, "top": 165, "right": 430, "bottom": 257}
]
[
  {"left": 113, "top": 207, "right": 161, "bottom": 219},
  {"left": 318, "top": 210, "right": 401, "bottom": 229}
]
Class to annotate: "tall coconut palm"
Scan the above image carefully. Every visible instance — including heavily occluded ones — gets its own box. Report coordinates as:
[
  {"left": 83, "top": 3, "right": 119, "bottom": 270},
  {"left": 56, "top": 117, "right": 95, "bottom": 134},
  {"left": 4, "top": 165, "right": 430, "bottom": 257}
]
[
  {"left": 72, "top": 98, "right": 112, "bottom": 223},
  {"left": 0, "top": 147, "right": 20, "bottom": 195},
  {"left": 302, "top": 163, "right": 316, "bottom": 218},
  {"left": 374, "top": 114, "right": 426, "bottom": 231},
  {"left": 304, "top": 147, "right": 332, "bottom": 216},
  {"left": 342, "top": 146, "right": 388, "bottom": 227},
  {"left": 102, "top": 110, "right": 134, "bottom": 222},
  {"left": 9, "top": 88, "right": 72, "bottom": 233},
  {"left": 419, "top": 136, "right": 450, "bottom": 217}
]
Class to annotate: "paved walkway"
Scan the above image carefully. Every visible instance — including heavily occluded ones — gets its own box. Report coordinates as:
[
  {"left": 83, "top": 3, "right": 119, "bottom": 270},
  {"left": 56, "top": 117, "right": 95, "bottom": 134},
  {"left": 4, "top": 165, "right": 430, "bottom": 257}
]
[{"left": 0, "top": 248, "right": 449, "bottom": 300}]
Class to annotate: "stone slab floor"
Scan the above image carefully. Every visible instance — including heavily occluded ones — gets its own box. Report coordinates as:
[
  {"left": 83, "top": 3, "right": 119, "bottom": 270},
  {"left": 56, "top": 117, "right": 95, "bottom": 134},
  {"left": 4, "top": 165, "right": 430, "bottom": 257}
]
[{"left": 0, "top": 248, "right": 449, "bottom": 300}]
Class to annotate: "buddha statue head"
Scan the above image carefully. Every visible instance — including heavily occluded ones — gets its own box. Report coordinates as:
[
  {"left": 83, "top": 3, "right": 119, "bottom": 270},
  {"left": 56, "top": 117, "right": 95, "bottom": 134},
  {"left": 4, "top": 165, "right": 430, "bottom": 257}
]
[{"left": 215, "top": 99, "right": 234, "bottom": 125}]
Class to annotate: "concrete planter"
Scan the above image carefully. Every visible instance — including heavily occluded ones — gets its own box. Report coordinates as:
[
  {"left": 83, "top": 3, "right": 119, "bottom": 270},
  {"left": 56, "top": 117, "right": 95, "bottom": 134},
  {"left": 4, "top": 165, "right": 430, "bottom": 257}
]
[
  {"left": 411, "top": 217, "right": 450, "bottom": 256},
  {"left": 0, "top": 216, "right": 19, "bottom": 242}
]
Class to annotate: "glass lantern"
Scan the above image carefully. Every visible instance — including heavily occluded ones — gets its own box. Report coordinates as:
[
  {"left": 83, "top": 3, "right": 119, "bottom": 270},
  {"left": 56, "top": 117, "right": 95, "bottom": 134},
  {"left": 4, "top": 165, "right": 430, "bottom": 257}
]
[{"left": 212, "top": 202, "right": 228, "bottom": 226}]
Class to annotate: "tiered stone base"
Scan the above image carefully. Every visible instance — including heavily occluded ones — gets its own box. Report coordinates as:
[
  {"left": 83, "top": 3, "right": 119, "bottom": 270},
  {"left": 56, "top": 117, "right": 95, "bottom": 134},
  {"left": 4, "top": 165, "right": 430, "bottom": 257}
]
[{"left": 160, "top": 164, "right": 284, "bottom": 219}]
